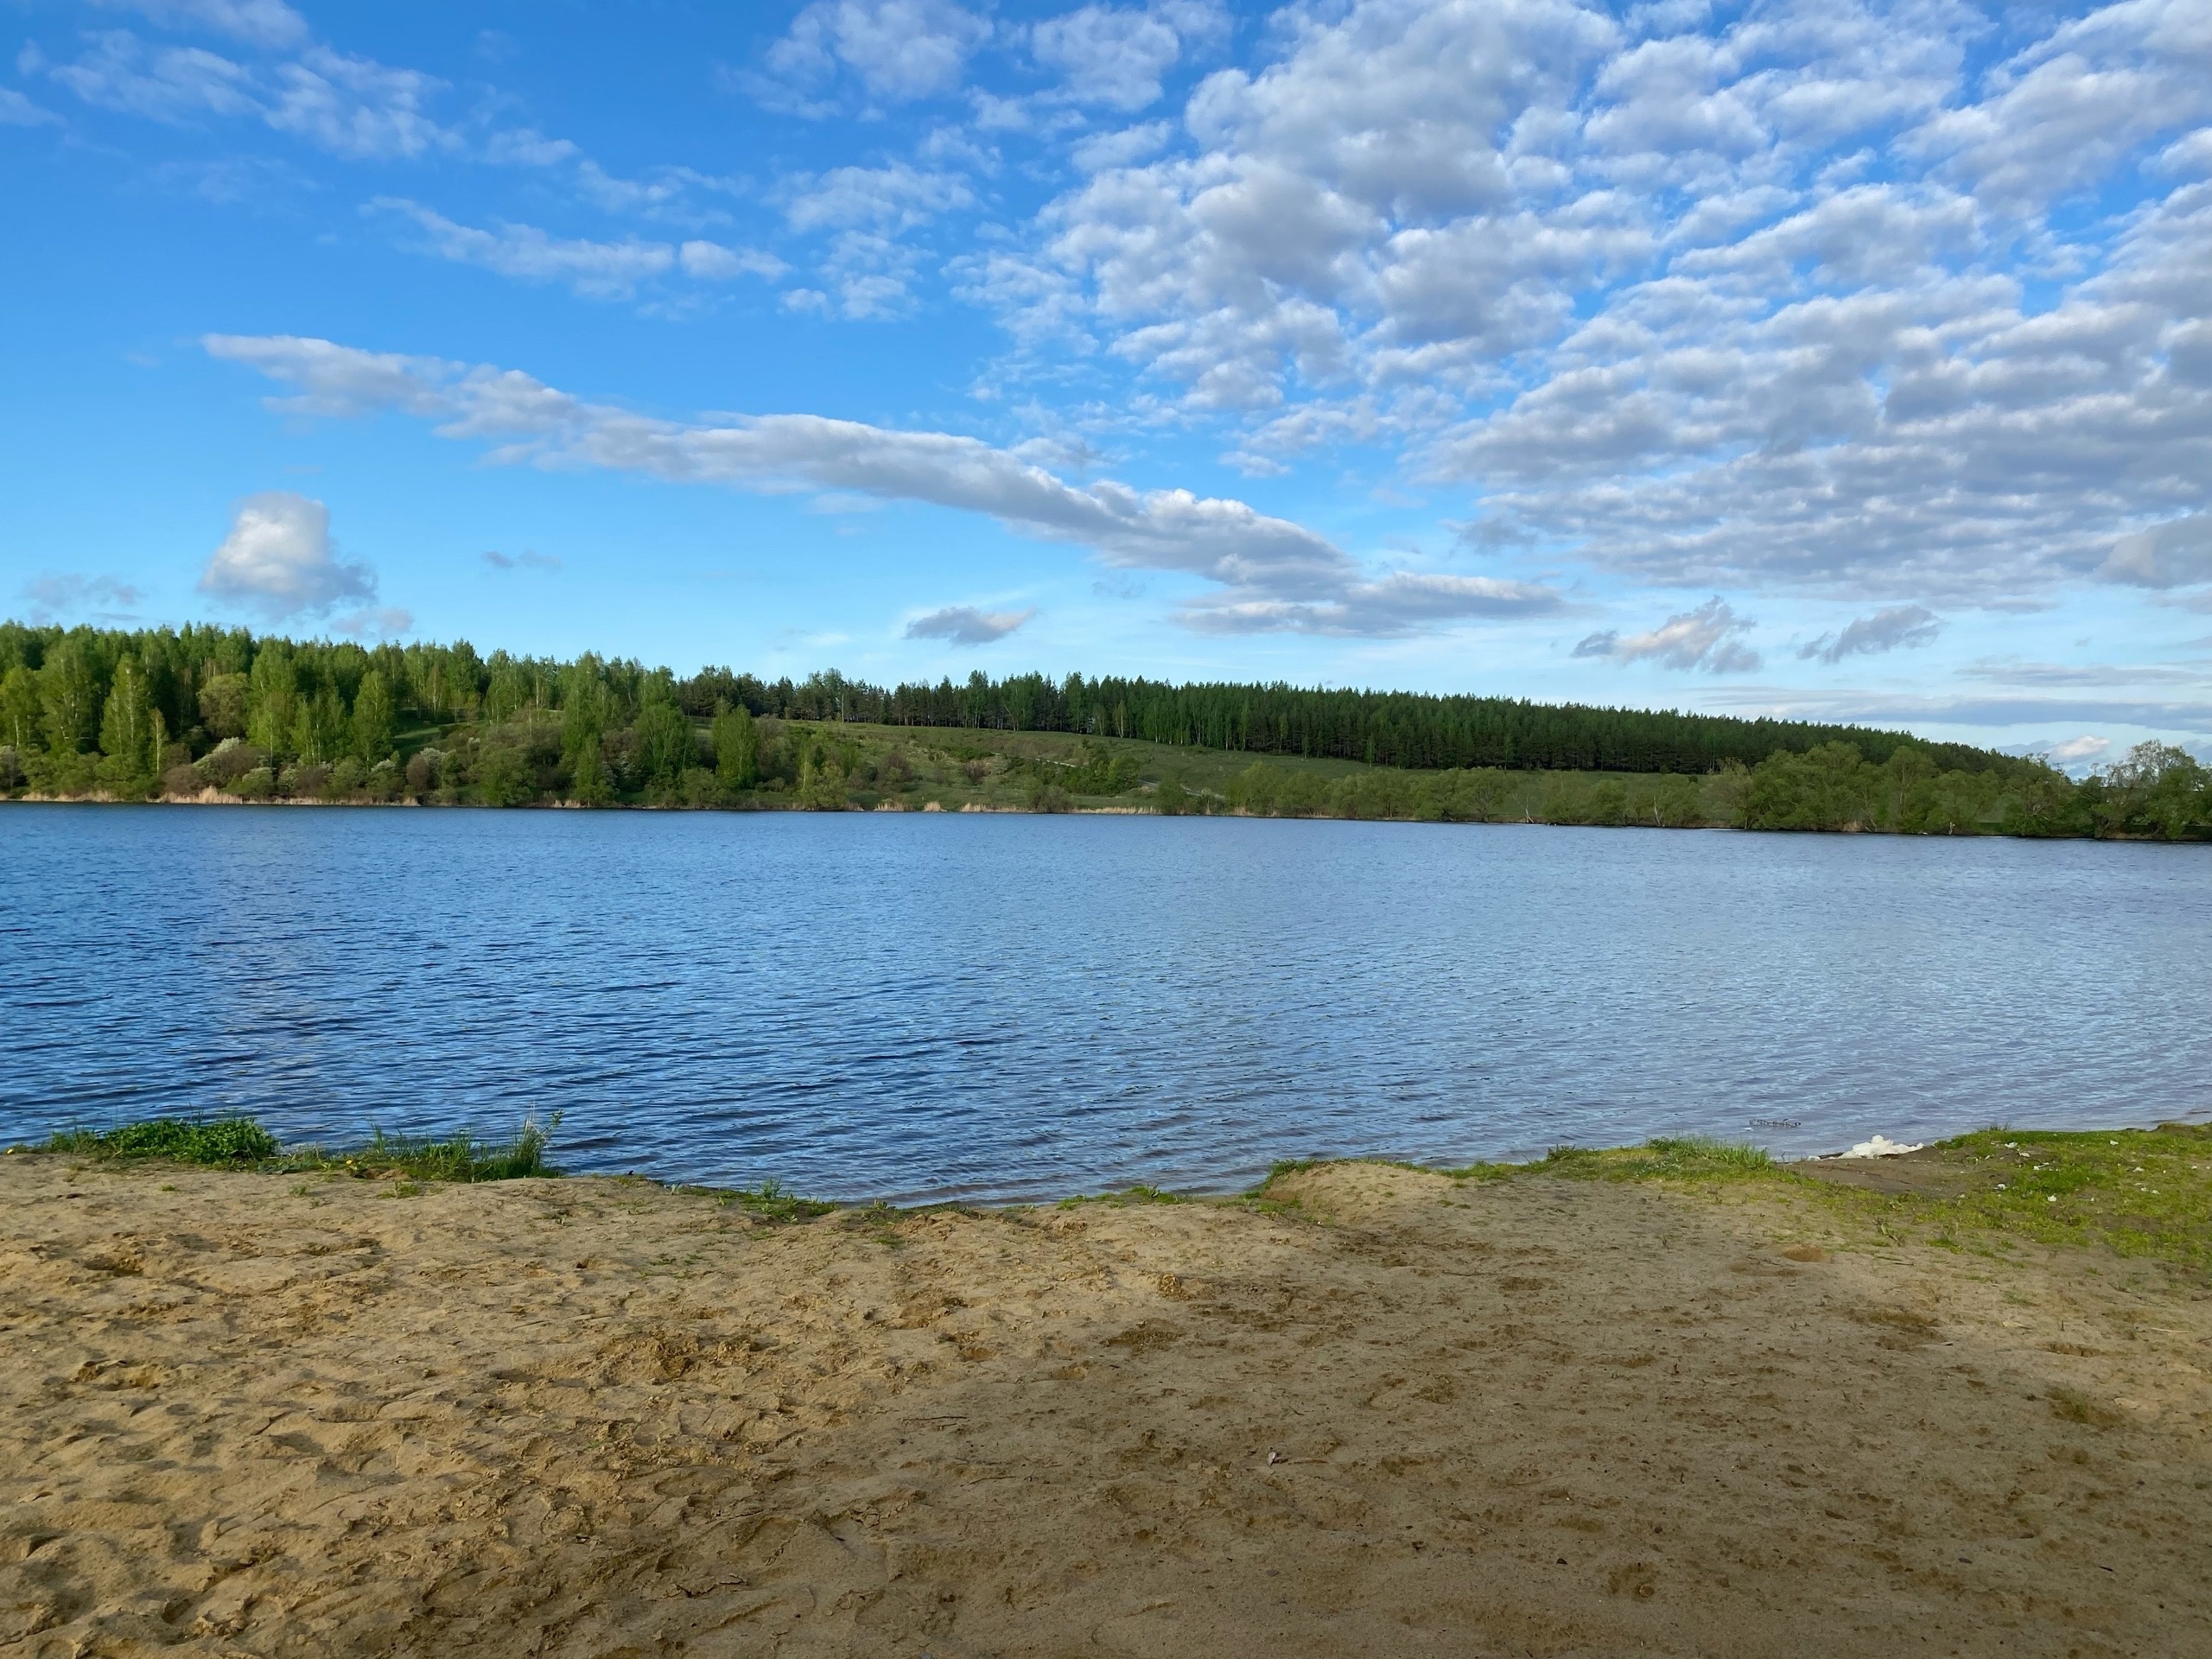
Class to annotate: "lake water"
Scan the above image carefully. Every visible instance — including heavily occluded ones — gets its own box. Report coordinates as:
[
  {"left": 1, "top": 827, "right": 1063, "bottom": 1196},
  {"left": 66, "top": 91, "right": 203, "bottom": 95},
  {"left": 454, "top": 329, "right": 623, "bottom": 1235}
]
[{"left": 3, "top": 804, "right": 2207, "bottom": 1203}]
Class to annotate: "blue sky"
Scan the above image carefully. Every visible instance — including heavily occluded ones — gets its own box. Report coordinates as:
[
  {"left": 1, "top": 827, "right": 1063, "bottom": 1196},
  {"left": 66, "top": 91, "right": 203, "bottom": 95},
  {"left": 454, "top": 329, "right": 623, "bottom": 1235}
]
[{"left": 3, "top": 0, "right": 2209, "bottom": 766}]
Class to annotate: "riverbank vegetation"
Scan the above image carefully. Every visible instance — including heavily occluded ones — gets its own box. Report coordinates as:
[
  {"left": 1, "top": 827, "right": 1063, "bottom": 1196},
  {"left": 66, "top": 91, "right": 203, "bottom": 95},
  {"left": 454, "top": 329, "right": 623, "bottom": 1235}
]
[
  {"left": 35, "top": 1114, "right": 560, "bottom": 1182},
  {"left": 26, "top": 1111, "right": 2208, "bottom": 1276},
  {"left": 3, "top": 620, "right": 2205, "bottom": 837}
]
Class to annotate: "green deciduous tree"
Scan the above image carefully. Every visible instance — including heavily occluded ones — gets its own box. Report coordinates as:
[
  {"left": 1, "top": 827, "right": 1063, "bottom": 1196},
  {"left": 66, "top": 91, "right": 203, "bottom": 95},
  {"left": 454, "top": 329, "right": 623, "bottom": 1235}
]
[
  {"left": 1, "top": 664, "right": 41, "bottom": 757},
  {"left": 39, "top": 635, "right": 101, "bottom": 756},
  {"left": 713, "top": 704, "right": 759, "bottom": 790},
  {"left": 351, "top": 668, "right": 395, "bottom": 763},
  {"left": 634, "top": 700, "right": 694, "bottom": 789},
  {"left": 98, "top": 654, "right": 158, "bottom": 780},
  {"left": 246, "top": 645, "right": 298, "bottom": 759}
]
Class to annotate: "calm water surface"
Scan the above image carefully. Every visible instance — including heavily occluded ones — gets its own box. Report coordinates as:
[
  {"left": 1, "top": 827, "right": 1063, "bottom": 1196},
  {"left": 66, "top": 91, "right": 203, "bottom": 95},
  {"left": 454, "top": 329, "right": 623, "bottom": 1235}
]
[{"left": 3, "top": 804, "right": 2207, "bottom": 1202}]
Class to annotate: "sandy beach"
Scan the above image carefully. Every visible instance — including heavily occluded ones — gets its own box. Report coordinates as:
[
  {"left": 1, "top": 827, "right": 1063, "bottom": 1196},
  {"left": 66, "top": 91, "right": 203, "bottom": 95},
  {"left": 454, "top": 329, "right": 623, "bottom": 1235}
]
[{"left": 3, "top": 1153, "right": 2208, "bottom": 1657}]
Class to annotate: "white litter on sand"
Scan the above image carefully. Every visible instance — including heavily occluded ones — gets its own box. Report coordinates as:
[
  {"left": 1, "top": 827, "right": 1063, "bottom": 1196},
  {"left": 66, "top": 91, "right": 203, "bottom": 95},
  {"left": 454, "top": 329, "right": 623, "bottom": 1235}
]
[{"left": 1839, "top": 1135, "right": 1924, "bottom": 1160}]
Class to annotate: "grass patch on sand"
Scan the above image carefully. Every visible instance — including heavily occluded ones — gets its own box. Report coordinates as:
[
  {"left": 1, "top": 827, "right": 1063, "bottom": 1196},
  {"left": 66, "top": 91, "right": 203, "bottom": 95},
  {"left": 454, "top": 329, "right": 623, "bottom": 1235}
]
[
  {"left": 716, "top": 1179, "right": 837, "bottom": 1224},
  {"left": 1510, "top": 1137, "right": 1777, "bottom": 1182},
  {"left": 1249, "top": 1128, "right": 2212, "bottom": 1277},
  {"left": 34, "top": 1113, "right": 563, "bottom": 1183},
  {"left": 1058, "top": 1183, "right": 1188, "bottom": 1210},
  {"left": 1809, "top": 1124, "right": 2212, "bottom": 1277},
  {"left": 43, "top": 1116, "right": 279, "bottom": 1166}
]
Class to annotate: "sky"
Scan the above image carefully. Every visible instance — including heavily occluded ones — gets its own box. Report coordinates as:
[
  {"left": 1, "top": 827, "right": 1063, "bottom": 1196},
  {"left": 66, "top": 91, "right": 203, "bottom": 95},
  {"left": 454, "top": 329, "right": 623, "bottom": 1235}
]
[{"left": 3, "top": 0, "right": 2209, "bottom": 766}]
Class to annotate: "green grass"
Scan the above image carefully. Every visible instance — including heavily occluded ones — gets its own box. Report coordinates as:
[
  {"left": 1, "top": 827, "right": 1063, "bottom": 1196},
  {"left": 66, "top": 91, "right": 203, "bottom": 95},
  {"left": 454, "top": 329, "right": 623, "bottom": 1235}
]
[
  {"left": 35, "top": 1112, "right": 562, "bottom": 1182},
  {"left": 1516, "top": 1136, "right": 1777, "bottom": 1181},
  {"left": 715, "top": 1178, "right": 836, "bottom": 1224},
  {"left": 1250, "top": 1128, "right": 2212, "bottom": 1277},
  {"left": 1057, "top": 1183, "right": 1189, "bottom": 1209},
  {"left": 1810, "top": 1123, "right": 2212, "bottom": 1275},
  {"left": 44, "top": 1116, "right": 279, "bottom": 1166},
  {"left": 285, "top": 1116, "right": 561, "bottom": 1182}
]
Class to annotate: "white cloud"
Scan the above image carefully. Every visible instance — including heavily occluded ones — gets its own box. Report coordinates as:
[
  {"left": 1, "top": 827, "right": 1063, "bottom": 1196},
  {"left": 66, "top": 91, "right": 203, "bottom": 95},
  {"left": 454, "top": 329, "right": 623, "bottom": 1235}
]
[
  {"left": 371, "top": 199, "right": 677, "bottom": 298},
  {"left": 1030, "top": 2, "right": 1228, "bottom": 112},
  {"left": 206, "top": 332, "right": 1567, "bottom": 636},
  {"left": 88, "top": 0, "right": 310, "bottom": 50},
  {"left": 264, "top": 45, "right": 455, "bottom": 159},
  {"left": 198, "top": 491, "right": 378, "bottom": 619},
  {"left": 1573, "top": 596, "right": 1760, "bottom": 672},
  {"left": 960, "top": 0, "right": 2212, "bottom": 606},
  {"left": 2046, "top": 734, "right": 2111, "bottom": 769},
  {"left": 30, "top": 29, "right": 459, "bottom": 157},
  {"left": 905, "top": 604, "right": 1037, "bottom": 643},
  {"left": 784, "top": 162, "right": 973, "bottom": 232},
  {"left": 1797, "top": 603, "right": 1942, "bottom": 664},
  {"left": 35, "top": 30, "right": 259, "bottom": 122},
  {"left": 677, "top": 240, "right": 787, "bottom": 281},
  {"left": 1186, "top": 571, "right": 1565, "bottom": 636},
  {"left": 760, "top": 0, "right": 990, "bottom": 108}
]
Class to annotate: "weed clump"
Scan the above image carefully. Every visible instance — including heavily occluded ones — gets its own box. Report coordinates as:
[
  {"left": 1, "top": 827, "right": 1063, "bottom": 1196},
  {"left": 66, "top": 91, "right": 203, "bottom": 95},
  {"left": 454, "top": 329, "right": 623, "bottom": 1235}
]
[
  {"left": 1507, "top": 1137, "right": 1772, "bottom": 1181},
  {"left": 47, "top": 1116, "right": 278, "bottom": 1166},
  {"left": 36, "top": 1112, "right": 563, "bottom": 1183},
  {"left": 289, "top": 1116, "right": 561, "bottom": 1182},
  {"left": 716, "top": 1179, "right": 836, "bottom": 1224},
  {"left": 1058, "top": 1184, "right": 1186, "bottom": 1209}
]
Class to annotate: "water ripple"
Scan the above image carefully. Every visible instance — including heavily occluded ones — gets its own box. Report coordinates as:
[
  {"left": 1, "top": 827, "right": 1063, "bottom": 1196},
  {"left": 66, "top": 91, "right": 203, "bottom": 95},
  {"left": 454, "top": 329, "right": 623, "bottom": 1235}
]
[{"left": 3, "top": 805, "right": 2209, "bottom": 1201}]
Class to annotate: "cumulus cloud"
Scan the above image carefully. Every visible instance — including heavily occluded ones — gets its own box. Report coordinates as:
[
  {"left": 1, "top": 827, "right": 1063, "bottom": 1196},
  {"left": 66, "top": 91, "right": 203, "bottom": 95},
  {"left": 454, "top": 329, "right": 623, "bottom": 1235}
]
[
  {"left": 757, "top": 0, "right": 990, "bottom": 109},
  {"left": 1029, "top": 2, "right": 1228, "bottom": 111},
  {"left": 905, "top": 604, "right": 1037, "bottom": 644},
  {"left": 198, "top": 491, "right": 378, "bottom": 619},
  {"left": 963, "top": 0, "right": 2212, "bottom": 602},
  {"left": 1798, "top": 604, "right": 1943, "bottom": 664},
  {"left": 482, "top": 550, "right": 562, "bottom": 572},
  {"left": 2045, "top": 734, "right": 2112, "bottom": 771},
  {"left": 206, "top": 333, "right": 1566, "bottom": 636},
  {"left": 1573, "top": 597, "right": 1760, "bottom": 673}
]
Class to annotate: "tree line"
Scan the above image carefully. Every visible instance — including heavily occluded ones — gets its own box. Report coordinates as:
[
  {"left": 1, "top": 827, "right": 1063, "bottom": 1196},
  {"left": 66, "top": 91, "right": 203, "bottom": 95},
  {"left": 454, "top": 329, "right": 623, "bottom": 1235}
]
[{"left": 0, "top": 619, "right": 2204, "bottom": 839}]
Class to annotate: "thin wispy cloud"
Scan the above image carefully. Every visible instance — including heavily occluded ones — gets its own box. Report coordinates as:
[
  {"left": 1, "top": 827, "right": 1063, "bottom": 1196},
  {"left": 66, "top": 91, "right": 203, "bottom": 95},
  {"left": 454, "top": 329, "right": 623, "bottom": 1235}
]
[
  {"left": 1574, "top": 598, "right": 1761, "bottom": 675},
  {"left": 906, "top": 604, "right": 1035, "bottom": 644},
  {"left": 207, "top": 332, "right": 1566, "bottom": 636},
  {"left": 1799, "top": 606, "right": 1943, "bottom": 665}
]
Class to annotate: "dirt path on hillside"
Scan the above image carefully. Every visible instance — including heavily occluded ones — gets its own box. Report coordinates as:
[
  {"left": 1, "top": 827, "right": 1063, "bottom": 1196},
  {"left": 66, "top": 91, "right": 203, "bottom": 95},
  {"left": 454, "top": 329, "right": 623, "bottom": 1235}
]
[{"left": 3, "top": 1156, "right": 2208, "bottom": 1657}]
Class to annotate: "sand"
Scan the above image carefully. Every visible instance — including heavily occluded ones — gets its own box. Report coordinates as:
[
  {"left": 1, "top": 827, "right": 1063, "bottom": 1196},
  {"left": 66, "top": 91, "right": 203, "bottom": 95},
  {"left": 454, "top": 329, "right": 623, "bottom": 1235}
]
[{"left": 3, "top": 1155, "right": 2208, "bottom": 1658}]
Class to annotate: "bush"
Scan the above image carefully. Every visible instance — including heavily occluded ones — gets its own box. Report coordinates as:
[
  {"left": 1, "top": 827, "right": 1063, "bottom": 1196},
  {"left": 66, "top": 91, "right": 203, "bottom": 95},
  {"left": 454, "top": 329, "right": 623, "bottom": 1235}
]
[
  {"left": 194, "top": 736, "right": 262, "bottom": 785},
  {"left": 475, "top": 743, "right": 535, "bottom": 806}
]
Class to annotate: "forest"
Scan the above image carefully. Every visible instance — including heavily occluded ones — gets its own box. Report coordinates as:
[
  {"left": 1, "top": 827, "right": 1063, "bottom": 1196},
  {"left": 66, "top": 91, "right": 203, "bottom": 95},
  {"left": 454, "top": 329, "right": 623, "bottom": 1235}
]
[{"left": 1, "top": 620, "right": 2205, "bottom": 839}]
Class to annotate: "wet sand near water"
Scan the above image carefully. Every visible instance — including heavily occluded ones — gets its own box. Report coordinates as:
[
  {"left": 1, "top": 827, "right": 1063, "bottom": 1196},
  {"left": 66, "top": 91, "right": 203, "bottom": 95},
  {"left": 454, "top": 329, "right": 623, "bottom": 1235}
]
[{"left": 3, "top": 1155, "right": 2209, "bottom": 1657}]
